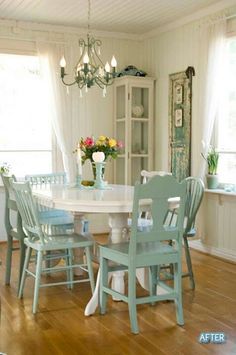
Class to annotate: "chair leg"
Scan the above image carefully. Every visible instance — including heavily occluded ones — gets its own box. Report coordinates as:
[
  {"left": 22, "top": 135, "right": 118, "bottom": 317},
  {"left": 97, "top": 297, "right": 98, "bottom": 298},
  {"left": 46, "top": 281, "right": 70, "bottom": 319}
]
[
  {"left": 128, "top": 266, "right": 139, "bottom": 334},
  {"left": 149, "top": 266, "right": 157, "bottom": 305},
  {"left": 174, "top": 261, "right": 184, "bottom": 326},
  {"left": 5, "top": 235, "right": 13, "bottom": 285},
  {"left": 85, "top": 246, "right": 95, "bottom": 293},
  {"left": 67, "top": 249, "right": 74, "bottom": 290},
  {"left": 18, "top": 246, "right": 32, "bottom": 298},
  {"left": 18, "top": 240, "right": 26, "bottom": 294},
  {"left": 183, "top": 236, "right": 195, "bottom": 290},
  {"left": 100, "top": 257, "right": 108, "bottom": 315},
  {"left": 33, "top": 250, "right": 43, "bottom": 314}
]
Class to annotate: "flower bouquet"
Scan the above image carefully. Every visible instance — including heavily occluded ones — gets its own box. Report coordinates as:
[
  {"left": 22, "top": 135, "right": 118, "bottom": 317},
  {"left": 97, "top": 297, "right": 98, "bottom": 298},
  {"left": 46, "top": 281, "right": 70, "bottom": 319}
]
[{"left": 77, "top": 135, "right": 123, "bottom": 164}]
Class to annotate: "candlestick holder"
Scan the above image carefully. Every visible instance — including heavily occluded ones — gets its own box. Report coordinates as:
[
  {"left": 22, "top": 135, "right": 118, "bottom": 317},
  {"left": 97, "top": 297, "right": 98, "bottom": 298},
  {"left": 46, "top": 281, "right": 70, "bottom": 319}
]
[{"left": 75, "top": 162, "right": 84, "bottom": 189}]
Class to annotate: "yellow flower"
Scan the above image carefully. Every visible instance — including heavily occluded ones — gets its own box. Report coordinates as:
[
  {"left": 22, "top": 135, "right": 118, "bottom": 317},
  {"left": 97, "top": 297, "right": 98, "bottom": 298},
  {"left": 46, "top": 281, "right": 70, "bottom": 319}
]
[
  {"left": 109, "top": 138, "right": 116, "bottom": 147},
  {"left": 96, "top": 140, "right": 103, "bottom": 146},
  {"left": 98, "top": 135, "right": 106, "bottom": 141}
]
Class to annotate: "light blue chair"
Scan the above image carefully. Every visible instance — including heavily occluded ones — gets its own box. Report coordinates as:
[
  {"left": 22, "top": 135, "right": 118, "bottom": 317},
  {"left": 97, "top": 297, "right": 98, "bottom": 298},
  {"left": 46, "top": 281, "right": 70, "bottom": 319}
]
[
  {"left": 99, "top": 175, "right": 187, "bottom": 334},
  {"left": 10, "top": 180, "right": 95, "bottom": 314},
  {"left": 182, "top": 177, "right": 204, "bottom": 289},
  {"left": 1, "top": 173, "right": 26, "bottom": 292},
  {"left": 161, "top": 177, "right": 204, "bottom": 289},
  {"left": 25, "top": 173, "right": 89, "bottom": 233}
]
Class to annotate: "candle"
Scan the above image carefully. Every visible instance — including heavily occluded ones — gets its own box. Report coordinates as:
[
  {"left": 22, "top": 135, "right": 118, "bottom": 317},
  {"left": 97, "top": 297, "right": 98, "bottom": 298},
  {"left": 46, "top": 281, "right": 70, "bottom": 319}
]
[
  {"left": 77, "top": 145, "right": 82, "bottom": 175},
  {"left": 92, "top": 152, "right": 105, "bottom": 163}
]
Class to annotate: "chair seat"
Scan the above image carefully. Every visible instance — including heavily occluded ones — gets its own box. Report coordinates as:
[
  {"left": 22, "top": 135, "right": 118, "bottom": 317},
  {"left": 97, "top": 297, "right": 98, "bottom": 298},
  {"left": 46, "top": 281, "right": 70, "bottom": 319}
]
[
  {"left": 100, "top": 241, "right": 178, "bottom": 266},
  {"left": 39, "top": 209, "right": 73, "bottom": 219},
  {"left": 24, "top": 232, "right": 94, "bottom": 251}
]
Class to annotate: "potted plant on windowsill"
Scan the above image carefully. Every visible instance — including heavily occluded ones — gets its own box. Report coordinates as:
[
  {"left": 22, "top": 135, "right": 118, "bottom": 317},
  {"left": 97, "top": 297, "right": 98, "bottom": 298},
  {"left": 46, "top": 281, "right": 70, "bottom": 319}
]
[{"left": 201, "top": 146, "right": 219, "bottom": 189}]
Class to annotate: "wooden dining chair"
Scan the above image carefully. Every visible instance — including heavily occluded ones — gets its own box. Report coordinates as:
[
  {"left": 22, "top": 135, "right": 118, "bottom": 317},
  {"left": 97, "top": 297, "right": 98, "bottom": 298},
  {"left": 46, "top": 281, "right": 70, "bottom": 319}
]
[
  {"left": 161, "top": 177, "right": 204, "bottom": 289},
  {"left": 10, "top": 179, "right": 95, "bottom": 314},
  {"left": 99, "top": 175, "right": 187, "bottom": 334},
  {"left": 25, "top": 173, "right": 89, "bottom": 233},
  {"left": 182, "top": 177, "right": 204, "bottom": 289},
  {"left": 1, "top": 173, "right": 26, "bottom": 293}
]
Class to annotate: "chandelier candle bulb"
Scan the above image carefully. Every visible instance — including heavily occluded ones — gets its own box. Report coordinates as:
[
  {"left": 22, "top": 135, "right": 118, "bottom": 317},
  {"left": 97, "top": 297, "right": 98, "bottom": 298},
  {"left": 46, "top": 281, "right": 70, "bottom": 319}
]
[
  {"left": 105, "top": 62, "right": 110, "bottom": 73},
  {"left": 111, "top": 56, "right": 117, "bottom": 68},
  {"left": 83, "top": 52, "right": 89, "bottom": 64},
  {"left": 60, "top": 56, "right": 66, "bottom": 77},
  {"left": 60, "top": 56, "right": 66, "bottom": 67}
]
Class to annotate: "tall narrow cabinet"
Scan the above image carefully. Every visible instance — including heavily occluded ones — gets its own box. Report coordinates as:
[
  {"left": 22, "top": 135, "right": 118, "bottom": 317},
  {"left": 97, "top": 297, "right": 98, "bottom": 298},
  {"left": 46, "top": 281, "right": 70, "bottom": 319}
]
[{"left": 114, "top": 76, "right": 155, "bottom": 185}]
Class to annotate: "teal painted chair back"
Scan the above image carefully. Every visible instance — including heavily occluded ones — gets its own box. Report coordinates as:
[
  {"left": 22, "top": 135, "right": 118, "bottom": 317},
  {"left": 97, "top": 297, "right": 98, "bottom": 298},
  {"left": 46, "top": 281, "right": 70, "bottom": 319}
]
[
  {"left": 130, "top": 175, "right": 187, "bottom": 255},
  {"left": 10, "top": 180, "right": 46, "bottom": 244},
  {"left": 184, "top": 177, "right": 204, "bottom": 234},
  {"left": 25, "top": 172, "right": 67, "bottom": 185},
  {"left": 1, "top": 173, "right": 26, "bottom": 291},
  {"left": 25, "top": 172, "right": 76, "bottom": 230}
]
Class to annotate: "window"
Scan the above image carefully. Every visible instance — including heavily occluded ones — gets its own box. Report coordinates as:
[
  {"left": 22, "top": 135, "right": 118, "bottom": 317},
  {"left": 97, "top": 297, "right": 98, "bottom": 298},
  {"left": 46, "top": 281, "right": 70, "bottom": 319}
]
[
  {"left": 217, "top": 37, "right": 236, "bottom": 184},
  {"left": 0, "top": 53, "right": 52, "bottom": 178},
  {"left": 216, "top": 37, "right": 236, "bottom": 184}
]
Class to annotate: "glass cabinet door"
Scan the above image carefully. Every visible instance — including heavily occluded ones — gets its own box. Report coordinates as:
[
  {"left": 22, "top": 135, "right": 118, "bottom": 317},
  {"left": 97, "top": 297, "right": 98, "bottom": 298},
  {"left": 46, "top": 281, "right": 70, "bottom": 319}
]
[{"left": 114, "top": 77, "right": 154, "bottom": 185}]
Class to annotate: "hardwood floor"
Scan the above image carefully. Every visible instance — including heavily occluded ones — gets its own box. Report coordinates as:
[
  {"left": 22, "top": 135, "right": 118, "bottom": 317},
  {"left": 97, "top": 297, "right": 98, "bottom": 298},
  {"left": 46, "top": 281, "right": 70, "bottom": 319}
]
[{"left": 0, "top": 238, "right": 236, "bottom": 355}]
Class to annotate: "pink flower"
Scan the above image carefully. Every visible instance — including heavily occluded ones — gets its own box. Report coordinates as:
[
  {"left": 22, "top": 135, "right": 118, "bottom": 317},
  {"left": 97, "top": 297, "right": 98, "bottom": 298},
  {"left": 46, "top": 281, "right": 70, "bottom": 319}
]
[
  {"left": 117, "top": 140, "right": 123, "bottom": 149},
  {"left": 84, "top": 137, "right": 95, "bottom": 147}
]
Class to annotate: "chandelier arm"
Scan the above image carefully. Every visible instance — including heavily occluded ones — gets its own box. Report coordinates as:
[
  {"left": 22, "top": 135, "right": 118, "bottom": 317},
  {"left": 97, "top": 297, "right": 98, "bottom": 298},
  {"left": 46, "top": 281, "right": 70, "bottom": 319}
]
[
  {"left": 95, "top": 75, "right": 114, "bottom": 88},
  {"left": 61, "top": 77, "right": 78, "bottom": 86}
]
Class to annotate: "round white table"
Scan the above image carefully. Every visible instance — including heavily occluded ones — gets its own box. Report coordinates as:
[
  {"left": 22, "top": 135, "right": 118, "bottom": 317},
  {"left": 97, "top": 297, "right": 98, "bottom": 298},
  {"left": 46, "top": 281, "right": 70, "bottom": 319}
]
[{"left": 33, "top": 183, "right": 135, "bottom": 315}]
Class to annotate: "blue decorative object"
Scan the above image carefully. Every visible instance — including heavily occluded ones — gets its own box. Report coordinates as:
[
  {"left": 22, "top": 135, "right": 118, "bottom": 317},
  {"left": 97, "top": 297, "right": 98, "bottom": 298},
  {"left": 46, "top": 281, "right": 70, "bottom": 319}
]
[{"left": 117, "top": 65, "right": 147, "bottom": 77}]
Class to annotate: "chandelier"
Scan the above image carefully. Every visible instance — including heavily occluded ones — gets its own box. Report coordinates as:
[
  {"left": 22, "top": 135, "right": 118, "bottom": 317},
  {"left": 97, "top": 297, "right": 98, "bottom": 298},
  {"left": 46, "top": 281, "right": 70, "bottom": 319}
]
[{"left": 60, "top": 0, "right": 117, "bottom": 97}]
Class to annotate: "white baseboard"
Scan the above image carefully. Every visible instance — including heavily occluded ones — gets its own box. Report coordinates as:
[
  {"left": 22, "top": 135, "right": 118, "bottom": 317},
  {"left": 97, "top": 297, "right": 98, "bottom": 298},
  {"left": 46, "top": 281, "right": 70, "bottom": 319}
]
[{"left": 189, "top": 239, "right": 236, "bottom": 263}]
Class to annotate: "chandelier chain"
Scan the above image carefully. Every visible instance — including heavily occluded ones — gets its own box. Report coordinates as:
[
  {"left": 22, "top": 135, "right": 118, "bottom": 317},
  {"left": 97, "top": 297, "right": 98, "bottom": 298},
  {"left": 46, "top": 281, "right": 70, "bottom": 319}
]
[{"left": 87, "top": 0, "right": 91, "bottom": 34}]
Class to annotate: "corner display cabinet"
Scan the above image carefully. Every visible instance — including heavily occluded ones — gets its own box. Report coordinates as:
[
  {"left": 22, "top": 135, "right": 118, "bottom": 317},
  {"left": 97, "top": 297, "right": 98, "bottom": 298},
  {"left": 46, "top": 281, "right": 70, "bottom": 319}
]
[{"left": 114, "top": 76, "right": 155, "bottom": 185}]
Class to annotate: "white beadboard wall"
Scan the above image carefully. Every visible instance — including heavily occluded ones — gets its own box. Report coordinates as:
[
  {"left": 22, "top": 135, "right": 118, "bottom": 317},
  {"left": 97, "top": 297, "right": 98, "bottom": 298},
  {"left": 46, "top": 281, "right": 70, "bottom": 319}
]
[{"left": 142, "top": 16, "right": 236, "bottom": 260}]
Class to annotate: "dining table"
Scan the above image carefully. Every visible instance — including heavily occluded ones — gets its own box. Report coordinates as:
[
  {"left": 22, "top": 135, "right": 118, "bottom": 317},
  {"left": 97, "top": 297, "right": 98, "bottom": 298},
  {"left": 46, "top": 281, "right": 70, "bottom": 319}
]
[{"left": 32, "top": 183, "right": 170, "bottom": 316}]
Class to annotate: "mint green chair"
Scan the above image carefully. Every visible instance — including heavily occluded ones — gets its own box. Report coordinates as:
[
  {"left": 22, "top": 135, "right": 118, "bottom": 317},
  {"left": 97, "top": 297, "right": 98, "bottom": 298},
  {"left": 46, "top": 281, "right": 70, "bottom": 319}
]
[
  {"left": 1, "top": 173, "right": 26, "bottom": 292},
  {"left": 182, "top": 177, "right": 204, "bottom": 289},
  {"left": 11, "top": 180, "right": 95, "bottom": 314},
  {"left": 25, "top": 173, "right": 89, "bottom": 233},
  {"left": 99, "top": 175, "right": 187, "bottom": 334},
  {"left": 162, "top": 177, "right": 204, "bottom": 289}
]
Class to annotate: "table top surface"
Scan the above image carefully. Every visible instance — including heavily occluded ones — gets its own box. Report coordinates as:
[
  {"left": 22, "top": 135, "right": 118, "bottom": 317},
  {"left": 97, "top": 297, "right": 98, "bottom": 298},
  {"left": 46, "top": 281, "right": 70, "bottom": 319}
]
[{"left": 32, "top": 184, "right": 135, "bottom": 213}]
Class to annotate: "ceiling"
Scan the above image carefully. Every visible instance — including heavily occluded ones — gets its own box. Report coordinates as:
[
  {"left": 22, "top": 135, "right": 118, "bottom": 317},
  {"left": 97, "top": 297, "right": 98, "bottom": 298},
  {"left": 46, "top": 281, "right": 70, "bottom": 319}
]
[{"left": 0, "top": 0, "right": 232, "bottom": 35}]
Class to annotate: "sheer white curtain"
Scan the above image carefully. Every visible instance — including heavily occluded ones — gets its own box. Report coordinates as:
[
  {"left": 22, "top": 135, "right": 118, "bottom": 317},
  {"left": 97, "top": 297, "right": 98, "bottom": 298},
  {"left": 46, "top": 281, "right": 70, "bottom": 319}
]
[
  {"left": 192, "top": 18, "right": 226, "bottom": 241},
  {"left": 37, "top": 41, "right": 79, "bottom": 183},
  {"left": 193, "top": 18, "right": 226, "bottom": 178}
]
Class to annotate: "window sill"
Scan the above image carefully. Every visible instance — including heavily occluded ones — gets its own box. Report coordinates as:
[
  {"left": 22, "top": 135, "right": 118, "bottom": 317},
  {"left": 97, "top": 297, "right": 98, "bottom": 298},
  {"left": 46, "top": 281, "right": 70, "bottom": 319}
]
[{"left": 205, "top": 188, "right": 236, "bottom": 197}]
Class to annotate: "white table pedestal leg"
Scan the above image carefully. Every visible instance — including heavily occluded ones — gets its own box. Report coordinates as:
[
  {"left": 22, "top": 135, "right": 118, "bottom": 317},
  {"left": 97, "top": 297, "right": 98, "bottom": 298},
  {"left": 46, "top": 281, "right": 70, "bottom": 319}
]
[
  {"left": 108, "top": 213, "right": 128, "bottom": 299},
  {"left": 84, "top": 213, "right": 128, "bottom": 316},
  {"left": 73, "top": 212, "right": 89, "bottom": 276}
]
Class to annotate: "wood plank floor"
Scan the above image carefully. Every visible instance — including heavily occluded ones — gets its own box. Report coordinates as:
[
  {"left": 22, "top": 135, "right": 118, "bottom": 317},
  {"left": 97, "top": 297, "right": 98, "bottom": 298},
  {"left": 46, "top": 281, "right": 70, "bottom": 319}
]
[{"left": 0, "top": 238, "right": 236, "bottom": 355}]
